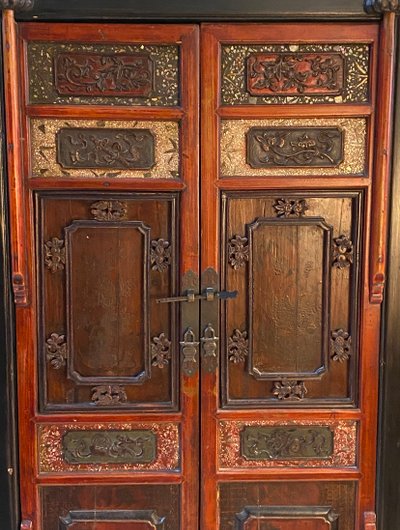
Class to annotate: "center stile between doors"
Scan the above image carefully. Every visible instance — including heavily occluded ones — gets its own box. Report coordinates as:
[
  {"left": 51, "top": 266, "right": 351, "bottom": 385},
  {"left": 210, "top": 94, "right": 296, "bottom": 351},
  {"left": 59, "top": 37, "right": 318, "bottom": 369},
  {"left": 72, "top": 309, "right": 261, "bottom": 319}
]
[{"left": 1, "top": 6, "right": 396, "bottom": 530}]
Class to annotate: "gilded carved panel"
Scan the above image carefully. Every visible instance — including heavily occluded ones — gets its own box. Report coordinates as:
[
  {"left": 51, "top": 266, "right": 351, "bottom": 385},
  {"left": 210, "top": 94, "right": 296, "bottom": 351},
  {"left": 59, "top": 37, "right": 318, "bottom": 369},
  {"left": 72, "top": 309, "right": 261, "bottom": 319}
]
[
  {"left": 218, "top": 420, "right": 357, "bottom": 469},
  {"left": 28, "top": 43, "right": 179, "bottom": 106},
  {"left": 30, "top": 119, "right": 179, "bottom": 178},
  {"left": 221, "top": 43, "right": 370, "bottom": 104},
  {"left": 38, "top": 422, "right": 180, "bottom": 473},
  {"left": 220, "top": 118, "right": 366, "bottom": 177}
]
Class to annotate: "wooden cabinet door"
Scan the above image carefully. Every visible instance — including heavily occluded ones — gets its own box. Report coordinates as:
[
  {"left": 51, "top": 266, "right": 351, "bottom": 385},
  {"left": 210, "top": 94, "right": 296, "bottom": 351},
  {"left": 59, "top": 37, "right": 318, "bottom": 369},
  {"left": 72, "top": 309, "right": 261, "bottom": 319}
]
[
  {"left": 200, "top": 22, "right": 387, "bottom": 530},
  {"left": 3, "top": 13, "right": 393, "bottom": 530},
  {"left": 3, "top": 15, "right": 199, "bottom": 530}
]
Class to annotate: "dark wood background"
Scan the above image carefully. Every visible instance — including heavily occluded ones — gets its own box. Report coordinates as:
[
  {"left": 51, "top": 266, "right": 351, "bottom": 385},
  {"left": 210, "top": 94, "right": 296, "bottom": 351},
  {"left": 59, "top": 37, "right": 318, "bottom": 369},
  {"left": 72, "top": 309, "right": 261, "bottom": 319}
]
[{"left": 0, "top": 2, "right": 397, "bottom": 530}]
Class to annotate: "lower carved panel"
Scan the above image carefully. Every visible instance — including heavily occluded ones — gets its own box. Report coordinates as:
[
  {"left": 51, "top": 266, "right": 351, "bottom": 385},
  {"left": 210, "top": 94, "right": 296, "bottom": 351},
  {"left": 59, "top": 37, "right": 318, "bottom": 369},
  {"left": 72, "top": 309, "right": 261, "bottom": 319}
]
[
  {"left": 219, "top": 481, "right": 356, "bottom": 530},
  {"left": 41, "top": 485, "right": 180, "bottom": 530},
  {"left": 38, "top": 423, "right": 180, "bottom": 473},
  {"left": 218, "top": 420, "right": 357, "bottom": 469}
]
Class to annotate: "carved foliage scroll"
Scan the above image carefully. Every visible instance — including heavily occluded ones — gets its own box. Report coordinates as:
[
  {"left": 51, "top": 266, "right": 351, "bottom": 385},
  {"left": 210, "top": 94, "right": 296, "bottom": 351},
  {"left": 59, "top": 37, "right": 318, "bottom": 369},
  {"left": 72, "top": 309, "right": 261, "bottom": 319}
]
[
  {"left": 247, "top": 127, "right": 344, "bottom": 168},
  {"left": 57, "top": 128, "right": 155, "bottom": 170},
  {"left": 222, "top": 43, "right": 370, "bottom": 105},
  {"left": 62, "top": 430, "right": 157, "bottom": 464},
  {"left": 39, "top": 423, "right": 180, "bottom": 472},
  {"left": 247, "top": 53, "right": 344, "bottom": 97},
  {"left": 55, "top": 52, "right": 154, "bottom": 97}
]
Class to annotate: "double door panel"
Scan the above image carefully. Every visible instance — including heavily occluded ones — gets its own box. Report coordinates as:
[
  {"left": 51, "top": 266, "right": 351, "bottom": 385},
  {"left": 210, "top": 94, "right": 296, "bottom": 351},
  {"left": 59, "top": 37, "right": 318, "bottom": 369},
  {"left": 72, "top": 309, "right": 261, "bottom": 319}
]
[{"left": 3, "top": 16, "right": 381, "bottom": 530}]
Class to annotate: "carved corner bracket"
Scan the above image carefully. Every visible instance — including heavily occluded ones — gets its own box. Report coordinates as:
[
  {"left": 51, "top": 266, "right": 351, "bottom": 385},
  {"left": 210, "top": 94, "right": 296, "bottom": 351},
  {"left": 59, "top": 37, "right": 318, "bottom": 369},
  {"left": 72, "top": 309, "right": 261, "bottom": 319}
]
[
  {"left": 364, "top": 0, "right": 400, "bottom": 14},
  {"left": 0, "top": 0, "right": 34, "bottom": 10}
]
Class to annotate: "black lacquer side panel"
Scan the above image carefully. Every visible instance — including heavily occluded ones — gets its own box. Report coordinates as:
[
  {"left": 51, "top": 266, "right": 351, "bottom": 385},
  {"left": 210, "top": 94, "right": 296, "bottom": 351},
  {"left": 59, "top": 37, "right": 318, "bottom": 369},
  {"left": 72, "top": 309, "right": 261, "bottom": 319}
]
[
  {"left": 15, "top": 0, "right": 377, "bottom": 21},
  {"left": 377, "top": 17, "right": 400, "bottom": 530},
  {"left": 0, "top": 17, "right": 19, "bottom": 530}
]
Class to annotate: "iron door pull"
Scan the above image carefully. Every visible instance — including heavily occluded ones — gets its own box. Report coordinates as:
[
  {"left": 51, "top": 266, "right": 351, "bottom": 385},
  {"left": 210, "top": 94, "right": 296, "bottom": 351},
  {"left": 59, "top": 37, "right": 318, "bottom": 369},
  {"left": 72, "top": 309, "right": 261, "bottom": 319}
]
[{"left": 156, "top": 287, "right": 238, "bottom": 304}]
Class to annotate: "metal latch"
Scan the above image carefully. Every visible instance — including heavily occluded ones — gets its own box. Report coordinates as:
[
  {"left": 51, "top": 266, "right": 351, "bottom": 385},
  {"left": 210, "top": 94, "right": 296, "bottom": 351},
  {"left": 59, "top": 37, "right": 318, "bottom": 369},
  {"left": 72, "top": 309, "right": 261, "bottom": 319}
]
[{"left": 156, "top": 287, "right": 238, "bottom": 304}]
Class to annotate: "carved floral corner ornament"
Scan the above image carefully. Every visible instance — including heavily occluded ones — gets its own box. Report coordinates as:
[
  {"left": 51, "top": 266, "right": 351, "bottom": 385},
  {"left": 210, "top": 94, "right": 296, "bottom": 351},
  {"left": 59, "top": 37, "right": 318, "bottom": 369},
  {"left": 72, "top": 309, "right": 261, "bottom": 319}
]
[
  {"left": 90, "top": 200, "right": 128, "bottom": 221},
  {"left": 151, "top": 333, "right": 172, "bottom": 368},
  {"left": 273, "top": 379, "right": 307, "bottom": 401},
  {"left": 330, "top": 329, "right": 352, "bottom": 362},
  {"left": 0, "top": 0, "right": 34, "bottom": 10},
  {"left": 364, "top": 0, "right": 400, "bottom": 14},
  {"left": 46, "top": 333, "right": 67, "bottom": 370},
  {"left": 44, "top": 237, "right": 66, "bottom": 273},
  {"left": 228, "top": 235, "right": 249, "bottom": 270},
  {"left": 150, "top": 239, "right": 172, "bottom": 272},
  {"left": 91, "top": 385, "right": 127, "bottom": 406},
  {"left": 273, "top": 198, "right": 309, "bottom": 218},
  {"left": 228, "top": 329, "right": 249, "bottom": 363},
  {"left": 333, "top": 235, "right": 354, "bottom": 269}
]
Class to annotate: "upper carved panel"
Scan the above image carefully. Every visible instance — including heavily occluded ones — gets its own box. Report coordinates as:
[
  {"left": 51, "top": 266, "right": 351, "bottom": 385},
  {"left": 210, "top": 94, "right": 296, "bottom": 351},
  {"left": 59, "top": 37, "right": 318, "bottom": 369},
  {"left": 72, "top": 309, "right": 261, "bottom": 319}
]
[
  {"left": 222, "top": 44, "right": 370, "bottom": 105},
  {"left": 247, "top": 53, "right": 344, "bottom": 97},
  {"left": 54, "top": 52, "right": 154, "bottom": 97},
  {"left": 28, "top": 43, "right": 179, "bottom": 106},
  {"left": 221, "top": 118, "right": 366, "bottom": 177},
  {"left": 30, "top": 119, "right": 179, "bottom": 179},
  {"left": 365, "top": 0, "right": 400, "bottom": 13}
]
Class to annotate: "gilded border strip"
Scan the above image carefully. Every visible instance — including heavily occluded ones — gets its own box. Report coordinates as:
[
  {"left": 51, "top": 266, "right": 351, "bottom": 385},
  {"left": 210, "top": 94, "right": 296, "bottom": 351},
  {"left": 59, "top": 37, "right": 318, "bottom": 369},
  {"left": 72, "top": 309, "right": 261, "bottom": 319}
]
[
  {"left": 38, "top": 422, "right": 180, "bottom": 473},
  {"left": 218, "top": 419, "right": 357, "bottom": 469}
]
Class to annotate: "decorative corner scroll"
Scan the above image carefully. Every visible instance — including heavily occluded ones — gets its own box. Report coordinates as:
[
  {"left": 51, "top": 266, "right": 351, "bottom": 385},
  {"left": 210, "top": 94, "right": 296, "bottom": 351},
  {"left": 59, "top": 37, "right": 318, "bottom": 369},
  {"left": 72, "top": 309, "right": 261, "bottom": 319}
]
[
  {"left": 44, "top": 237, "right": 66, "bottom": 273},
  {"left": 363, "top": 512, "right": 377, "bottom": 530},
  {"left": 91, "top": 200, "right": 128, "bottom": 221},
  {"left": 0, "top": 0, "right": 34, "bottom": 10},
  {"left": 273, "top": 198, "right": 309, "bottom": 218},
  {"left": 365, "top": 0, "right": 400, "bottom": 14},
  {"left": 333, "top": 235, "right": 353, "bottom": 269},
  {"left": 151, "top": 239, "right": 171, "bottom": 272}
]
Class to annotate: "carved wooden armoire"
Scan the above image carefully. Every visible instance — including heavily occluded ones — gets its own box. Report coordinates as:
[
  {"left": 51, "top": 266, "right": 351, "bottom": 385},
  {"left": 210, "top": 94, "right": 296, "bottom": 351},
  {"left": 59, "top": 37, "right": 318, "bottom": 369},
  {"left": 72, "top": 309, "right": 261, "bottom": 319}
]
[{"left": 0, "top": 0, "right": 399, "bottom": 529}]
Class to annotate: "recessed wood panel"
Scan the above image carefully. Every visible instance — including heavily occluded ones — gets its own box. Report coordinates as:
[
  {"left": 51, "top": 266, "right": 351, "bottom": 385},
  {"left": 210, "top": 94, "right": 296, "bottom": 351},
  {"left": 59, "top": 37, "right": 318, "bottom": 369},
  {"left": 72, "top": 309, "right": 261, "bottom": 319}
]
[
  {"left": 219, "top": 481, "right": 356, "bottom": 530},
  {"left": 28, "top": 42, "right": 179, "bottom": 106},
  {"left": 222, "top": 191, "right": 362, "bottom": 408},
  {"left": 248, "top": 218, "right": 331, "bottom": 381},
  {"left": 38, "top": 192, "right": 178, "bottom": 412},
  {"left": 41, "top": 485, "right": 179, "bottom": 530},
  {"left": 66, "top": 221, "right": 150, "bottom": 385}
]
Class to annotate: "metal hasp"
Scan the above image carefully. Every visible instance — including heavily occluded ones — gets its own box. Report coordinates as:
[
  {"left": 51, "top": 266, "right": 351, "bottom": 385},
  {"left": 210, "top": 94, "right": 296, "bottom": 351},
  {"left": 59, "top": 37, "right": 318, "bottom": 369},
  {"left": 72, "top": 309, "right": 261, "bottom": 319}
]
[{"left": 156, "top": 287, "right": 237, "bottom": 304}]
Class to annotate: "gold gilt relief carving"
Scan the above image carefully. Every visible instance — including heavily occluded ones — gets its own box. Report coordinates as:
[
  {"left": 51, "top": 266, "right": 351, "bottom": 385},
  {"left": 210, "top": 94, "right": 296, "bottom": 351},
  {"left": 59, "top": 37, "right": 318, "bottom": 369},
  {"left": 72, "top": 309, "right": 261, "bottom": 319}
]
[
  {"left": 221, "top": 118, "right": 366, "bottom": 177},
  {"left": 30, "top": 119, "right": 179, "bottom": 179}
]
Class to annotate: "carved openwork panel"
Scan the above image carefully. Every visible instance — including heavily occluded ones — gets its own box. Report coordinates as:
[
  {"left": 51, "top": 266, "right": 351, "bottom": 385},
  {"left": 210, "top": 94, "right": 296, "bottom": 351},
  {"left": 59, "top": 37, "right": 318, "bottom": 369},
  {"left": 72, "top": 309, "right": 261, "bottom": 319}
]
[
  {"left": 221, "top": 43, "right": 370, "bottom": 105},
  {"left": 37, "top": 192, "right": 178, "bottom": 411},
  {"left": 41, "top": 485, "right": 180, "bottom": 529},
  {"left": 54, "top": 52, "right": 154, "bottom": 97},
  {"left": 28, "top": 43, "right": 179, "bottom": 106},
  {"left": 221, "top": 118, "right": 367, "bottom": 177},
  {"left": 38, "top": 422, "right": 180, "bottom": 473},
  {"left": 247, "top": 218, "right": 331, "bottom": 381},
  {"left": 56, "top": 128, "right": 155, "bottom": 170},
  {"left": 246, "top": 127, "right": 344, "bottom": 169},
  {"left": 218, "top": 420, "right": 357, "bottom": 469},
  {"left": 219, "top": 482, "right": 356, "bottom": 530},
  {"left": 222, "top": 191, "right": 362, "bottom": 408},
  {"left": 30, "top": 119, "right": 179, "bottom": 179},
  {"left": 247, "top": 52, "right": 344, "bottom": 97}
]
